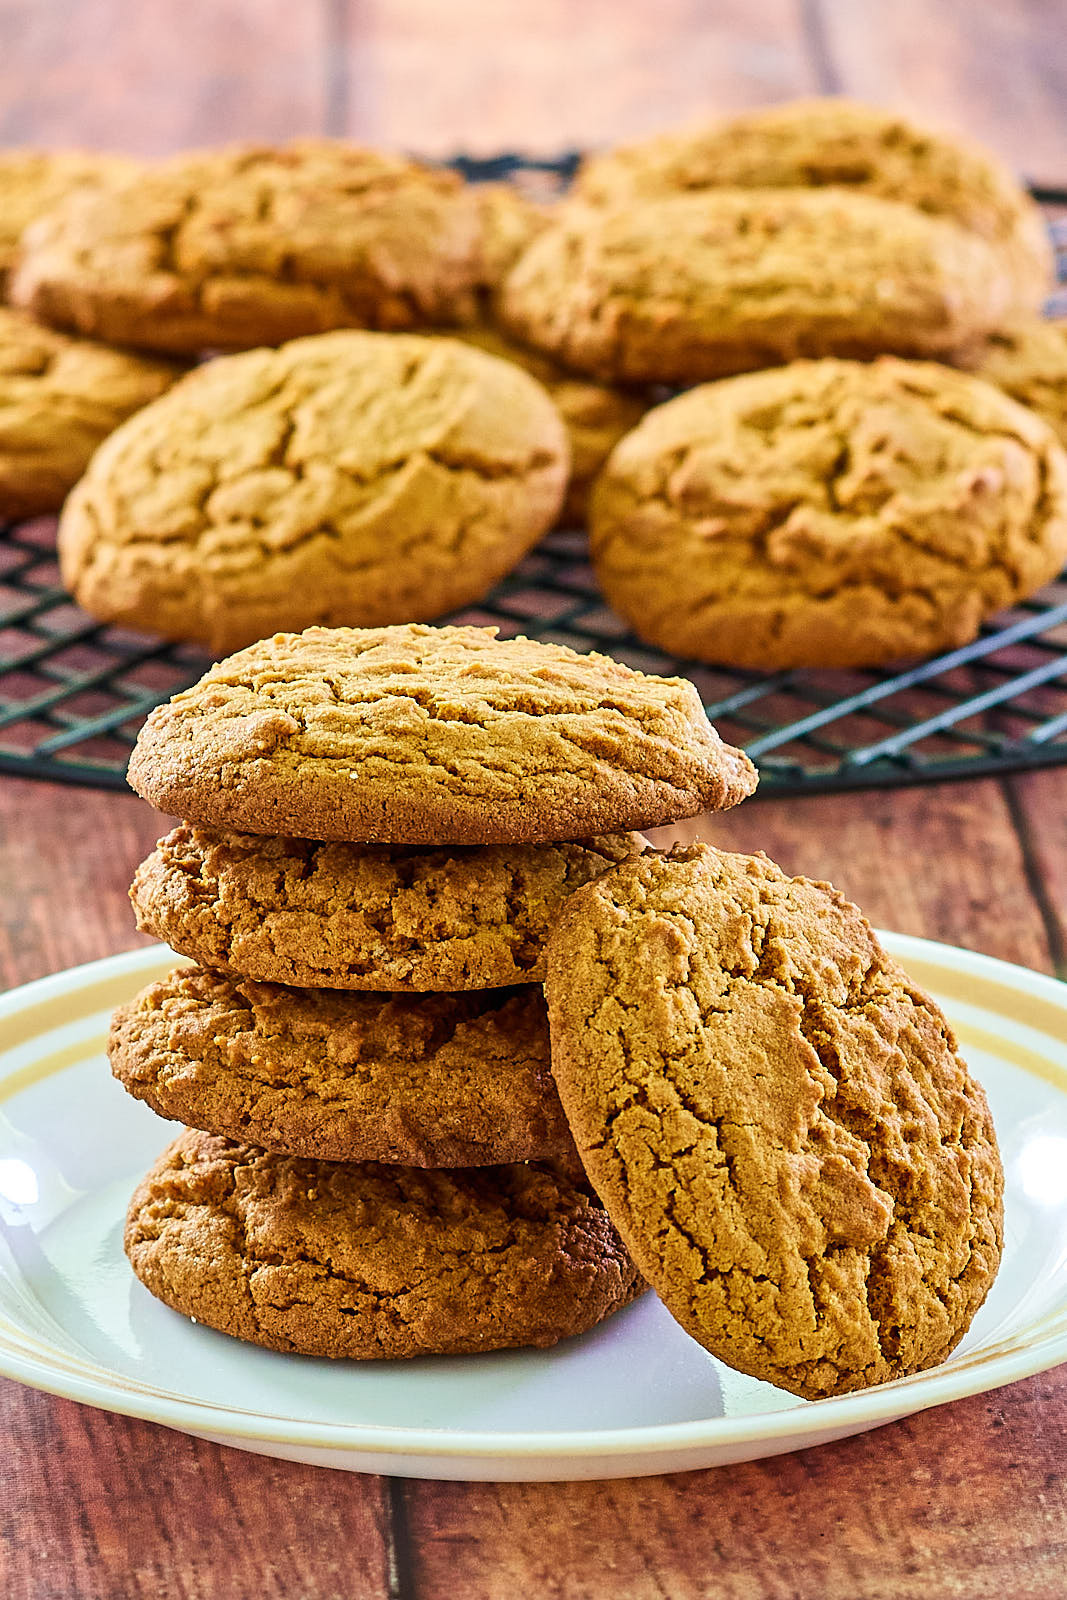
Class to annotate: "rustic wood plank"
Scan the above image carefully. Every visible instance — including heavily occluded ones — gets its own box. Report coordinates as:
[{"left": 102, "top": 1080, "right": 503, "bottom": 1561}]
[
  {"left": 815, "top": 0, "right": 1067, "bottom": 182},
  {"left": 341, "top": 0, "right": 817, "bottom": 155},
  {"left": 0, "top": 0, "right": 328, "bottom": 154},
  {"left": 1002, "top": 769, "right": 1067, "bottom": 977},
  {"left": 0, "top": 1392, "right": 393, "bottom": 1600},
  {"left": 406, "top": 1368, "right": 1067, "bottom": 1600}
]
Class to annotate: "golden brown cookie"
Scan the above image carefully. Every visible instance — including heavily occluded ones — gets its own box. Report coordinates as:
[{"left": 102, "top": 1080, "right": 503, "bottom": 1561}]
[
  {"left": 0, "top": 148, "right": 140, "bottom": 296},
  {"left": 10, "top": 141, "right": 484, "bottom": 353},
  {"left": 126, "top": 623, "right": 757, "bottom": 844},
  {"left": 471, "top": 182, "right": 551, "bottom": 286},
  {"left": 125, "top": 1130, "right": 644, "bottom": 1357},
  {"left": 110, "top": 966, "right": 570, "bottom": 1165},
  {"left": 499, "top": 189, "right": 1012, "bottom": 384},
  {"left": 451, "top": 322, "right": 647, "bottom": 524},
  {"left": 574, "top": 99, "right": 1051, "bottom": 309},
  {"left": 131, "top": 824, "right": 645, "bottom": 990},
  {"left": 545, "top": 843, "right": 1004, "bottom": 1400},
  {"left": 58, "top": 331, "right": 568, "bottom": 653},
  {"left": 964, "top": 318, "right": 1067, "bottom": 448},
  {"left": 0, "top": 307, "right": 179, "bottom": 518},
  {"left": 590, "top": 357, "right": 1067, "bottom": 670}
]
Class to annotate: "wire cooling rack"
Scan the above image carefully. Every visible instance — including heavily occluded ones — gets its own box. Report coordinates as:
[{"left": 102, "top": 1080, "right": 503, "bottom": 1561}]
[{"left": 2, "top": 163, "right": 1067, "bottom": 798}]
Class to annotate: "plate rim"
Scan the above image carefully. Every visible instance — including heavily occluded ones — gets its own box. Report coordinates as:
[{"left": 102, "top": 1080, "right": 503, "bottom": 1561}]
[{"left": 0, "top": 934, "right": 1064, "bottom": 1465}]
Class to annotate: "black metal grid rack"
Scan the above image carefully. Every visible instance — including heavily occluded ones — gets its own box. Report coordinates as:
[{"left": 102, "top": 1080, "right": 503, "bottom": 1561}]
[{"left": 2, "top": 165, "right": 1067, "bottom": 799}]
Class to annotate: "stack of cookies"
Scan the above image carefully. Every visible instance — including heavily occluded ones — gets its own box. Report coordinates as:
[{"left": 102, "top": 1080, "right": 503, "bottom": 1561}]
[{"left": 109, "top": 622, "right": 758, "bottom": 1361}]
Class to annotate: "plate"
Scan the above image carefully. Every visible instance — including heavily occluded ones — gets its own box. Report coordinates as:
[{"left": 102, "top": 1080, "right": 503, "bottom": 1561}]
[{"left": 0, "top": 937, "right": 1064, "bottom": 1481}]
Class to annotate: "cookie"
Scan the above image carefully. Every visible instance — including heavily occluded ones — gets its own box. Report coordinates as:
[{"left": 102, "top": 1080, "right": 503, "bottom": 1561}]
[
  {"left": 545, "top": 843, "right": 1003, "bottom": 1399},
  {"left": 451, "top": 322, "right": 647, "bottom": 524},
  {"left": 10, "top": 141, "right": 484, "bottom": 353},
  {"left": 0, "top": 148, "right": 140, "bottom": 295},
  {"left": 131, "top": 824, "right": 645, "bottom": 991},
  {"left": 110, "top": 966, "right": 570, "bottom": 1165},
  {"left": 57, "top": 331, "right": 569, "bottom": 654},
  {"left": 590, "top": 357, "right": 1067, "bottom": 669},
  {"left": 575, "top": 98, "right": 1051, "bottom": 309},
  {"left": 499, "top": 189, "right": 1011, "bottom": 384},
  {"left": 126, "top": 623, "right": 757, "bottom": 844},
  {"left": 0, "top": 307, "right": 179, "bottom": 518},
  {"left": 472, "top": 183, "right": 551, "bottom": 286},
  {"left": 965, "top": 318, "right": 1067, "bottom": 448},
  {"left": 125, "top": 1130, "right": 644, "bottom": 1357}
]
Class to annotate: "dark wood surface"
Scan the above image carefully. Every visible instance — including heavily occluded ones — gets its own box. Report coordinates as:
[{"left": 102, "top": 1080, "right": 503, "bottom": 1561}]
[{"left": 1, "top": 2, "right": 1066, "bottom": 1596}]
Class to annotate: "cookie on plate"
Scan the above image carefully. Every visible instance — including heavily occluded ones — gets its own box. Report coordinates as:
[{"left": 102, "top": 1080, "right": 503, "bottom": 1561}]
[
  {"left": 452, "top": 322, "right": 648, "bottom": 524},
  {"left": 110, "top": 967, "right": 570, "bottom": 1165},
  {"left": 10, "top": 141, "right": 484, "bottom": 352},
  {"left": 131, "top": 824, "right": 645, "bottom": 991},
  {"left": 499, "top": 189, "right": 1011, "bottom": 384},
  {"left": 0, "top": 148, "right": 140, "bottom": 295},
  {"left": 126, "top": 623, "right": 757, "bottom": 844},
  {"left": 965, "top": 318, "right": 1067, "bottom": 448},
  {"left": 590, "top": 357, "right": 1067, "bottom": 669},
  {"left": 545, "top": 843, "right": 1004, "bottom": 1399},
  {"left": 0, "top": 307, "right": 179, "bottom": 518},
  {"left": 574, "top": 98, "right": 1051, "bottom": 309},
  {"left": 125, "top": 1130, "right": 644, "bottom": 1357},
  {"left": 58, "top": 331, "right": 569, "bottom": 653}
]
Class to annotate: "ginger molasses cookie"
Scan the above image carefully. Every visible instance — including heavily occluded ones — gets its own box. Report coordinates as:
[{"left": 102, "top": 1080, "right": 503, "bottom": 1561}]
[
  {"left": 545, "top": 844, "right": 1004, "bottom": 1400},
  {"left": 452, "top": 321, "right": 647, "bottom": 524},
  {"left": 590, "top": 358, "right": 1067, "bottom": 670},
  {"left": 966, "top": 318, "right": 1067, "bottom": 448},
  {"left": 58, "top": 331, "right": 568, "bottom": 653},
  {"left": 574, "top": 98, "right": 1051, "bottom": 309},
  {"left": 499, "top": 189, "right": 1011, "bottom": 385},
  {"left": 110, "top": 967, "right": 570, "bottom": 1165},
  {"left": 131, "top": 824, "right": 645, "bottom": 991},
  {"left": 10, "top": 141, "right": 483, "bottom": 352},
  {"left": 0, "top": 148, "right": 140, "bottom": 295},
  {"left": 472, "top": 182, "right": 551, "bottom": 286},
  {"left": 0, "top": 307, "right": 178, "bottom": 518},
  {"left": 126, "top": 623, "right": 757, "bottom": 844},
  {"left": 125, "top": 1130, "right": 644, "bottom": 1357}
]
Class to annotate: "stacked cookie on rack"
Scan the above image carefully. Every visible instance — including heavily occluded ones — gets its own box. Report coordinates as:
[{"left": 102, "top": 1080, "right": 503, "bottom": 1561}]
[{"left": 110, "top": 621, "right": 757, "bottom": 1361}]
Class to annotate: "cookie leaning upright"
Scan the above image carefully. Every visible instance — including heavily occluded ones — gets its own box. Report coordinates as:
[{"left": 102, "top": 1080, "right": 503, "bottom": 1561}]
[
  {"left": 10, "top": 141, "right": 484, "bottom": 352},
  {"left": 544, "top": 844, "right": 1004, "bottom": 1399},
  {"left": 0, "top": 148, "right": 141, "bottom": 296},
  {"left": 126, "top": 623, "right": 757, "bottom": 843}
]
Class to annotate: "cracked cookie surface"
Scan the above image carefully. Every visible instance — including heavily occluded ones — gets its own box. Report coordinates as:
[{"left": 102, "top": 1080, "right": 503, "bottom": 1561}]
[
  {"left": 110, "top": 966, "right": 571, "bottom": 1165},
  {"left": 966, "top": 318, "right": 1067, "bottom": 450},
  {"left": 450, "top": 321, "right": 647, "bottom": 524},
  {"left": 0, "top": 148, "right": 140, "bottom": 293},
  {"left": 0, "top": 307, "right": 179, "bottom": 517},
  {"left": 58, "top": 331, "right": 569, "bottom": 653},
  {"left": 11, "top": 141, "right": 484, "bottom": 351},
  {"left": 574, "top": 98, "right": 1051, "bottom": 310},
  {"left": 590, "top": 357, "right": 1067, "bottom": 669},
  {"left": 131, "top": 824, "right": 645, "bottom": 991},
  {"left": 125, "top": 1129, "right": 644, "bottom": 1357},
  {"left": 126, "top": 622, "right": 758, "bottom": 844},
  {"left": 499, "top": 188, "right": 1011, "bottom": 385},
  {"left": 544, "top": 843, "right": 1003, "bottom": 1399}
]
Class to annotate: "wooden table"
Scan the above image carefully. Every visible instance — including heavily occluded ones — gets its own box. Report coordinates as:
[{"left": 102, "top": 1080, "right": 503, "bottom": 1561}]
[{"left": 2, "top": 3, "right": 1066, "bottom": 1595}]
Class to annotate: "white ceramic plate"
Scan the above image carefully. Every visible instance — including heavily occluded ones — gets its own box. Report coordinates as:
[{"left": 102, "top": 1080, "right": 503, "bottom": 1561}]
[{"left": 0, "top": 937, "right": 1064, "bottom": 1481}]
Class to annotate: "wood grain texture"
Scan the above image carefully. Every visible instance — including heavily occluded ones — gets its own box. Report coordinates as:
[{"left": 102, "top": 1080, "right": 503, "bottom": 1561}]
[
  {"left": 340, "top": 0, "right": 816, "bottom": 154},
  {"left": 0, "top": 0, "right": 327, "bottom": 154},
  {"left": 816, "top": 0, "right": 1067, "bottom": 181}
]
